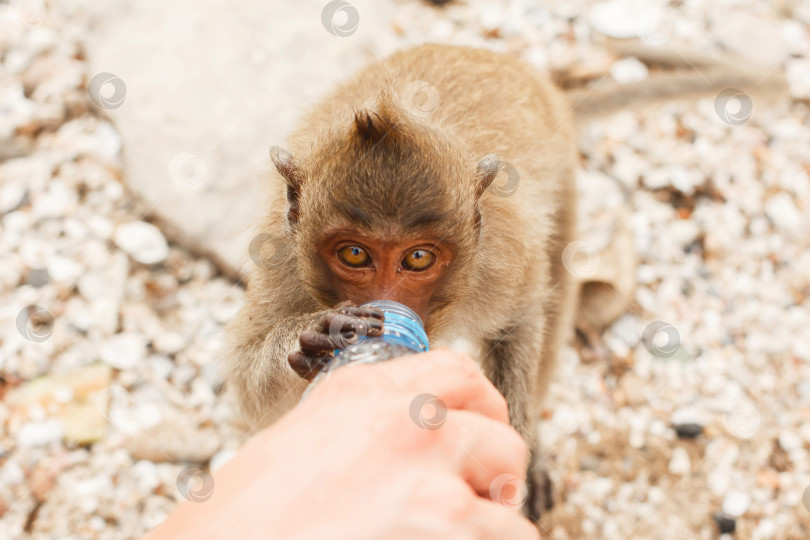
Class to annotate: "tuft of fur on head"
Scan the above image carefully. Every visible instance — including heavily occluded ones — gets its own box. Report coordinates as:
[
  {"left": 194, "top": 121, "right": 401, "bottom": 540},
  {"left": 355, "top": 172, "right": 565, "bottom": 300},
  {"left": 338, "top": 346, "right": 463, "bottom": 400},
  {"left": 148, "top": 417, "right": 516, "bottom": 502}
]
[
  {"left": 302, "top": 85, "right": 476, "bottom": 235},
  {"left": 352, "top": 108, "right": 396, "bottom": 145}
]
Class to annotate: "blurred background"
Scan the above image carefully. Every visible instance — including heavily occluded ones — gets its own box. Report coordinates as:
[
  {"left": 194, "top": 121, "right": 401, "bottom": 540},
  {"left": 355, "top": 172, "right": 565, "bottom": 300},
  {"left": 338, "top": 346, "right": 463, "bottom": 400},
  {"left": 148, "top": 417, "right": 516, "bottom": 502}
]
[{"left": 1, "top": 0, "right": 809, "bottom": 538}]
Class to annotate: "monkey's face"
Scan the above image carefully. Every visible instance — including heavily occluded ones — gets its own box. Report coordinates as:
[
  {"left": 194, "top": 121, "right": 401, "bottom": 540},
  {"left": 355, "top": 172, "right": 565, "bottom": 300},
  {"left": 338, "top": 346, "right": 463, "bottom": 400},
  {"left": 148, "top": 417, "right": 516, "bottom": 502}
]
[
  {"left": 273, "top": 88, "right": 501, "bottom": 328},
  {"left": 313, "top": 225, "right": 456, "bottom": 322}
]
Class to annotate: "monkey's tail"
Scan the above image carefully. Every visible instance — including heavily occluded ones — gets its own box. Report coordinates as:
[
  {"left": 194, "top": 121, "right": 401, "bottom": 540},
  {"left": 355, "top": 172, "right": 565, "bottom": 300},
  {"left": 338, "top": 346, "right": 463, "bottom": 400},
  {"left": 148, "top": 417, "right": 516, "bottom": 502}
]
[{"left": 558, "top": 40, "right": 789, "bottom": 122}]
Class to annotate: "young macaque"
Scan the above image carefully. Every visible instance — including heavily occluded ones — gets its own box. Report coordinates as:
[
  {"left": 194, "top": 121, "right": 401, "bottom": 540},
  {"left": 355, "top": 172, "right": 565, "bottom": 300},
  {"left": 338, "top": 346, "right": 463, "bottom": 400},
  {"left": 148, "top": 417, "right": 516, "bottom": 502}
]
[{"left": 225, "top": 43, "right": 577, "bottom": 519}]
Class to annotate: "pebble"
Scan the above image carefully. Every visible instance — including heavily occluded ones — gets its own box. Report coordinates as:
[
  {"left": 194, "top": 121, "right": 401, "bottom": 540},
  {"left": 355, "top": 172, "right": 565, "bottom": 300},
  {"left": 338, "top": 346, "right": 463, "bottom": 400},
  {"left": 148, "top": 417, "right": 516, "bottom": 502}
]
[
  {"left": 26, "top": 267, "right": 50, "bottom": 287},
  {"left": 673, "top": 423, "right": 703, "bottom": 440},
  {"left": 587, "top": 1, "right": 658, "bottom": 38},
  {"left": 62, "top": 401, "right": 107, "bottom": 444},
  {"left": 764, "top": 193, "right": 802, "bottom": 233},
  {"left": 668, "top": 447, "right": 691, "bottom": 475},
  {"left": 713, "top": 512, "right": 736, "bottom": 534},
  {"left": 114, "top": 221, "right": 170, "bottom": 265},
  {"left": 722, "top": 491, "right": 751, "bottom": 517},
  {"left": 99, "top": 333, "right": 147, "bottom": 370},
  {"left": 753, "top": 518, "right": 777, "bottom": 538},
  {"left": 777, "top": 430, "right": 802, "bottom": 452},
  {"left": 0, "top": 182, "right": 26, "bottom": 212},
  {"left": 33, "top": 180, "right": 77, "bottom": 218},
  {"left": 16, "top": 419, "right": 64, "bottom": 447},
  {"left": 47, "top": 255, "right": 83, "bottom": 285},
  {"left": 610, "top": 57, "right": 648, "bottom": 84},
  {"left": 153, "top": 331, "right": 187, "bottom": 355},
  {"left": 610, "top": 314, "right": 640, "bottom": 347},
  {"left": 628, "top": 430, "right": 645, "bottom": 449},
  {"left": 8, "top": 363, "right": 112, "bottom": 409}
]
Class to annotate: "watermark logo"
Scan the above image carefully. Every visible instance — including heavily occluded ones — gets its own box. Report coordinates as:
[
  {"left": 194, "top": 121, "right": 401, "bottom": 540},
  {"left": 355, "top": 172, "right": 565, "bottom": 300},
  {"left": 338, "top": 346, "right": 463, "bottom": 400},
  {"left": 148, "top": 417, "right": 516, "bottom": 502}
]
[
  {"left": 641, "top": 321, "right": 680, "bottom": 358},
  {"left": 8, "top": 0, "right": 46, "bottom": 26},
  {"left": 640, "top": 15, "right": 673, "bottom": 45},
  {"left": 723, "top": 402, "right": 760, "bottom": 439},
  {"left": 489, "top": 473, "right": 529, "bottom": 511},
  {"left": 177, "top": 466, "right": 215, "bottom": 502},
  {"left": 409, "top": 393, "right": 447, "bottom": 430},
  {"left": 16, "top": 305, "right": 54, "bottom": 342},
  {"left": 169, "top": 152, "right": 208, "bottom": 191},
  {"left": 491, "top": 162, "right": 520, "bottom": 198},
  {"left": 96, "top": 385, "right": 136, "bottom": 421},
  {"left": 327, "top": 313, "right": 370, "bottom": 349},
  {"left": 561, "top": 241, "right": 600, "bottom": 278},
  {"left": 88, "top": 72, "right": 127, "bottom": 110},
  {"left": 401, "top": 80, "right": 440, "bottom": 118},
  {"left": 321, "top": 1, "right": 359, "bottom": 37},
  {"left": 248, "top": 233, "right": 287, "bottom": 270},
  {"left": 714, "top": 88, "right": 752, "bottom": 126}
]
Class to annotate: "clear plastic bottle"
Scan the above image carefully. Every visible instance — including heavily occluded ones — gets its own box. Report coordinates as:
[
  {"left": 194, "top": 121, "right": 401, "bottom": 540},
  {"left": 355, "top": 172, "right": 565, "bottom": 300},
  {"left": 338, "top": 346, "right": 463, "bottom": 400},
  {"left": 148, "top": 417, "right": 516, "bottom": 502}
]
[{"left": 301, "top": 300, "right": 429, "bottom": 398}]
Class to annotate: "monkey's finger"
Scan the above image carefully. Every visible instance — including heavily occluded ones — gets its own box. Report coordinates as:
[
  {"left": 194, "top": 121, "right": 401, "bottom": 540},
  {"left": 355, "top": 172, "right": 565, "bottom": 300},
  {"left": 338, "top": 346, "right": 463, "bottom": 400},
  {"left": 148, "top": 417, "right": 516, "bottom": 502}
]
[
  {"left": 348, "top": 315, "right": 385, "bottom": 338},
  {"left": 288, "top": 351, "right": 330, "bottom": 380},
  {"left": 337, "top": 305, "right": 385, "bottom": 321},
  {"left": 437, "top": 410, "right": 528, "bottom": 499},
  {"left": 321, "top": 311, "right": 383, "bottom": 336},
  {"left": 299, "top": 330, "right": 341, "bottom": 353}
]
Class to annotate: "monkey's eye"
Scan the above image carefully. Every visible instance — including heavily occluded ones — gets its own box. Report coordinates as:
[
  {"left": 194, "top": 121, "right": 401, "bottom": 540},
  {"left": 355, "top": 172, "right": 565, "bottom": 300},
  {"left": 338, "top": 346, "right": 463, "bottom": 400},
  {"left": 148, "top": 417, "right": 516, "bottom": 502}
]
[
  {"left": 402, "top": 249, "right": 435, "bottom": 271},
  {"left": 338, "top": 246, "right": 370, "bottom": 267}
]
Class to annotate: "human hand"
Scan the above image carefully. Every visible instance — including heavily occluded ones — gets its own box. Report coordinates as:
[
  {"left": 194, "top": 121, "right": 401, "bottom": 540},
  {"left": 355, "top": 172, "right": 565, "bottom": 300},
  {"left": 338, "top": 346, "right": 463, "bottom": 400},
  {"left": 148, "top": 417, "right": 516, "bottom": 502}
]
[{"left": 145, "top": 349, "right": 539, "bottom": 540}]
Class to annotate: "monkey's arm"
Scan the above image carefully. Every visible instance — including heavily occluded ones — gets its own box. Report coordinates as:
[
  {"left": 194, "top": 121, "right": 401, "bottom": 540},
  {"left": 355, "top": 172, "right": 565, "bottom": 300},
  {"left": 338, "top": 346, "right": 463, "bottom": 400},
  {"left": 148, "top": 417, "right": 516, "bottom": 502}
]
[
  {"left": 225, "top": 309, "right": 314, "bottom": 429},
  {"left": 225, "top": 281, "right": 384, "bottom": 428}
]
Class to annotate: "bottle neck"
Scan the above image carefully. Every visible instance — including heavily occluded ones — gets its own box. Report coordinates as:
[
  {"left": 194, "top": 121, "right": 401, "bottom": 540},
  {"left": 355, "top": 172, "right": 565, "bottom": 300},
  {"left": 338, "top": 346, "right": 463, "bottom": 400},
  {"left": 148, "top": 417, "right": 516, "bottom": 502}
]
[{"left": 358, "top": 300, "right": 429, "bottom": 353}]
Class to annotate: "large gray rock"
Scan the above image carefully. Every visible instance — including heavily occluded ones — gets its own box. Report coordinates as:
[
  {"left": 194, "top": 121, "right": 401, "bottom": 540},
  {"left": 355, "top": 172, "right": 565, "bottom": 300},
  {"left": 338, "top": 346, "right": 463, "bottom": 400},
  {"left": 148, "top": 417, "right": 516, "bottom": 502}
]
[{"left": 82, "top": 0, "right": 398, "bottom": 278}]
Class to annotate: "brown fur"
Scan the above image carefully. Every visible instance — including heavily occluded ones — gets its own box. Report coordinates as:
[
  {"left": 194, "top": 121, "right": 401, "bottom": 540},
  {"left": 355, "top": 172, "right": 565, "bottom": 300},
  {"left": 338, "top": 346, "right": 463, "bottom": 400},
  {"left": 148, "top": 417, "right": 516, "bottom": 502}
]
[
  {"left": 226, "top": 44, "right": 577, "bottom": 427},
  {"left": 224, "top": 45, "right": 578, "bottom": 517}
]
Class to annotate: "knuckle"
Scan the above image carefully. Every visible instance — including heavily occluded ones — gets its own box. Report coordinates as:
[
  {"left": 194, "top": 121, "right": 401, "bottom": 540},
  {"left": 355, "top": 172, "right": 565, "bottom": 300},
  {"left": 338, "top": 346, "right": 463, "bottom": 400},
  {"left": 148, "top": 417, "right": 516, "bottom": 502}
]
[
  {"left": 442, "top": 489, "right": 476, "bottom": 524},
  {"left": 490, "top": 391, "right": 509, "bottom": 418},
  {"left": 501, "top": 425, "right": 529, "bottom": 463},
  {"left": 433, "top": 349, "right": 481, "bottom": 377},
  {"left": 417, "top": 474, "right": 475, "bottom": 523}
]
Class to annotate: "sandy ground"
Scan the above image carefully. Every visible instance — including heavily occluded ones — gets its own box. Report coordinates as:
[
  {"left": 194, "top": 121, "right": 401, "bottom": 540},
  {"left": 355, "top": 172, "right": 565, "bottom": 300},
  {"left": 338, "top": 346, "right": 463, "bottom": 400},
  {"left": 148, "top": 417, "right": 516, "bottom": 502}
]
[{"left": 1, "top": 0, "right": 810, "bottom": 539}]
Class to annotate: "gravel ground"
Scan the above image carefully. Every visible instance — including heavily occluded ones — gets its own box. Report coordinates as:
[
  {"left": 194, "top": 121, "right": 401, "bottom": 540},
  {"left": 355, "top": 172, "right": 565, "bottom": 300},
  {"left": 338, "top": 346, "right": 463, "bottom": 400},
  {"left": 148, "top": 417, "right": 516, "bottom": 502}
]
[{"left": 1, "top": 1, "right": 810, "bottom": 539}]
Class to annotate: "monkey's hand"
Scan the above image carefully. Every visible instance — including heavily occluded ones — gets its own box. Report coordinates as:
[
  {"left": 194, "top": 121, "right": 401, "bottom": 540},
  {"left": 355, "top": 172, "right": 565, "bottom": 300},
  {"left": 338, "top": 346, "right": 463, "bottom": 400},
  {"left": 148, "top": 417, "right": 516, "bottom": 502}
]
[{"left": 288, "top": 301, "right": 384, "bottom": 381}]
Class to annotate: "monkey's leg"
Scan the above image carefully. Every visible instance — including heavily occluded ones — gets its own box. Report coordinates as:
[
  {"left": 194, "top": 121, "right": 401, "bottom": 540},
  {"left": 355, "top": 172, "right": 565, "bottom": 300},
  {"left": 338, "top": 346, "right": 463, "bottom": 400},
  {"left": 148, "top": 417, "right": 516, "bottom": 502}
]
[{"left": 481, "top": 321, "right": 552, "bottom": 522}]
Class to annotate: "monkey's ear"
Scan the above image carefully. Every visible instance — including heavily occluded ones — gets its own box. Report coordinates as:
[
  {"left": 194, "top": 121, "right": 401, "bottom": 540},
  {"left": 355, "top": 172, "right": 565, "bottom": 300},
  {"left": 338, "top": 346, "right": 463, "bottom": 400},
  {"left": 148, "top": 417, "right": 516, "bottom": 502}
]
[
  {"left": 270, "top": 146, "right": 303, "bottom": 226},
  {"left": 474, "top": 154, "right": 502, "bottom": 201}
]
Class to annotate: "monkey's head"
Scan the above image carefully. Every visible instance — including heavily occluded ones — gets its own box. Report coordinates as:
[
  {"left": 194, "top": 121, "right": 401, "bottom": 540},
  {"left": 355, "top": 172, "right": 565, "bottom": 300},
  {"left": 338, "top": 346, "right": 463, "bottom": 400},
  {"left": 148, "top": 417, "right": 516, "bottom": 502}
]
[{"left": 272, "top": 88, "right": 502, "bottom": 329}]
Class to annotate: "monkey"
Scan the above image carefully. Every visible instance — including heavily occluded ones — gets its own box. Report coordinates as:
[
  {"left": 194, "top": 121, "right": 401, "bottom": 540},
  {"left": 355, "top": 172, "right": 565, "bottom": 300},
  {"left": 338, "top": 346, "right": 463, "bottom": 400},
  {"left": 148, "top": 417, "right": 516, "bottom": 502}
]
[
  {"left": 224, "top": 43, "right": 577, "bottom": 520},
  {"left": 224, "top": 42, "right": 789, "bottom": 521}
]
